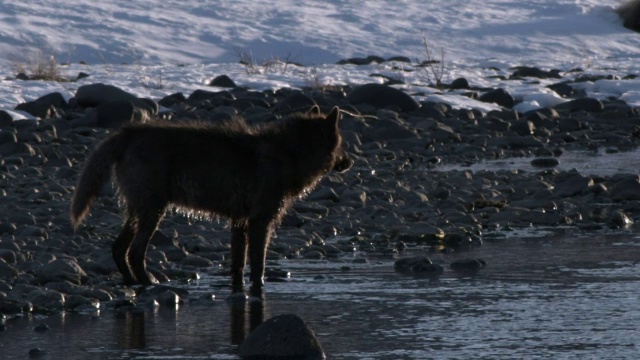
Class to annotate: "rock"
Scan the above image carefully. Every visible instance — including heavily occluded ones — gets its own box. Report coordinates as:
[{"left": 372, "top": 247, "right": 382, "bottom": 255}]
[
  {"left": 450, "top": 259, "right": 487, "bottom": 274},
  {"left": 608, "top": 210, "right": 633, "bottom": 229},
  {"left": 15, "top": 102, "right": 58, "bottom": 119},
  {"left": 479, "top": 88, "right": 515, "bottom": 108},
  {"left": 347, "top": 83, "right": 420, "bottom": 112},
  {"left": 554, "top": 97, "right": 604, "bottom": 112},
  {"left": 209, "top": 74, "right": 237, "bottom": 88},
  {"left": 531, "top": 157, "right": 559, "bottom": 168},
  {"left": 275, "top": 91, "right": 317, "bottom": 113},
  {"left": 0, "top": 142, "right": 35, "bottom": 156},
  {"left": 28, "top": 347, "right": 47, "bottom": 358},
  {"left": 394, "top": 256, "right": 444, "bottom": 276},
  {"left": 0, "top": 260, "right": 19, "bottom": 279},
  {"left": 35, "top": 259, "right": 88, "bottom": 285},
  {"left": 75, "top": 83, "right": 158, "bottom": 115},
  {"left": 180, "top": 254, "right": 214, "bottom": 267},
  {"left": 511, "top": 66, "right": 562, "bottom": 79},
  {"left": 0, "top": 298, "right": 33, "bottom": 315},
  {"left": 610, "top": 175, "right": 640, "bottom": 201},
  {"left": 95, "top": 100, "right": 151, "bottom": 128},
  {"left": 30, "top": 289, "right": 65, "bottom": 311},
  {"left": 239, "top": 314, "right": 325, "bottom": 360},
  {"left": 0, "top": 110, "right": 15, "bottom": 127},
  {"left": 64, "top": 294, "right": 100, "bottom": 311},
  {"left": 187, "top": 89, "right": 235, "bottom": 104},
  {"left": 34, "top": 92, "right": 68, "bottom": 110},
  {"left": 450, "top": 77, "right": 470, "bottom": 89},
  {"left": 338, "top": 55, "right": 384, "bottom": 65},
  {"left": 553, "top": 173, "right": 593, "bottom": 198},
  {"left": 155, "top": 290, "right": 183, "bottom": 307},
  {"left": 158, "top": 92, "right": 187, "bottom": 107}
]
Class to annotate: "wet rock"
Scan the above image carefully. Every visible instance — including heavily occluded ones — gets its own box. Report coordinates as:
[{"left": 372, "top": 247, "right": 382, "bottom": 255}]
[
  {"left": 0, "top": 298, "right": 33, "bottom": 315},
  {"left": 155, "top": 290, "right": 183, "bottom": 307},
  {"left": 33, "top": 323, "right": 49, "bottom": 333},
  {"left": 608, "top": 210, "right": 633, "bottom": 229},
  {"left": 180, "top": 254, "right": 214, "bottom": 267},
  {"left": 226, "top": 292, "right": 249, "bottom": 305},
  {"left": 531, "top": 157, "right": 559, "bottom": 168},
  {"left": 450, "top": 259, "right": 486, "bottom": 275},
  {"left": 239, "top": 314, "right": 325, "bottom": 360},
  {"left": 347, "top": 83, "right": 420, "bottom": 111},
  {"left": 28, "top": 347, "right": 47, "bottom": 358},
  {"left": 394, "top": 256, "right": 444, "bottom": 276},
  {"left": 30, "top": 289, "right": 65, "bottom": 311}
]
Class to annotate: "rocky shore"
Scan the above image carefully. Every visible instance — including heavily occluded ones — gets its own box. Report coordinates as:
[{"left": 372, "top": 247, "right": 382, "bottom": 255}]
[{"left": 1, "top": 71, "right": 640, "bottom": 319}]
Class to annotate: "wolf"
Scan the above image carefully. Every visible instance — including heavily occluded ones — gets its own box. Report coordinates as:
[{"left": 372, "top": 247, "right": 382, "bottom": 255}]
[{"left": 70, "top": 106, "right": 352, "bottom": 293}]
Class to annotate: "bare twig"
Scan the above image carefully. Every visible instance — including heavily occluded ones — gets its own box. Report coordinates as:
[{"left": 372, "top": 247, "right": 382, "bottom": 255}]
[{"left": 417, "top": 35, "right": 447, "bottom": 88}]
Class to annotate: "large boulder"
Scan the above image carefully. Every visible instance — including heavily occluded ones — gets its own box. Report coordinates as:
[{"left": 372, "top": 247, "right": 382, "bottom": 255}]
[
  {"left": 74, "top": 83, "right": 158, "bottom": 115},
  {"left": 347, "top": 83, "right": 420, "bottom": 112},
  {"left": 239, "top": 314, "right": 325, "bottom": 360}
]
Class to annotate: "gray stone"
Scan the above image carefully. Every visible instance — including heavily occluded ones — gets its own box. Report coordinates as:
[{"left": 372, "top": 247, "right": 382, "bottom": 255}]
[
  {"left": 35, "top": 259, "right": 88, "bottom": 285},
  {"left": 479, "top": 88, "right": 515, "bottom": 108}
]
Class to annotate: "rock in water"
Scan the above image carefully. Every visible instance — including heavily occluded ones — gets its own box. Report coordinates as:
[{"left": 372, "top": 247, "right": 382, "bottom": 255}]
[{"left": 239, "top": 314, "right": 325, "bottom": 360}]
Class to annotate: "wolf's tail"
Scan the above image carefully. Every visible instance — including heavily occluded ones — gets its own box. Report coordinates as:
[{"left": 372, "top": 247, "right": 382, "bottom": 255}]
[{"left": 70, "top": 132, "right": 127, "bottom": 229}]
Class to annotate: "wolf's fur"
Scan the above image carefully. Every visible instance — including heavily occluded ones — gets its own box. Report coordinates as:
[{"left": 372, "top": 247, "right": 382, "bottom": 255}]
[{"left": 70, "top": 106, "right": 352, "bottom": 292}]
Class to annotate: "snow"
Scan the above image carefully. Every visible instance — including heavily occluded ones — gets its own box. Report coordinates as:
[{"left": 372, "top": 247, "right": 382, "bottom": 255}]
[{"left": 1, "top": 0, "right": 639, "bottom": 114}]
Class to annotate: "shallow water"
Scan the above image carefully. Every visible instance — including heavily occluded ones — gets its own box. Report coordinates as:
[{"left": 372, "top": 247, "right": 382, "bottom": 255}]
[
  {"left": 1, "top": 230, "right": 639, "bottom": 359},
  {"left": 436, "top": 148, "right": 640, "bottom": 177}
]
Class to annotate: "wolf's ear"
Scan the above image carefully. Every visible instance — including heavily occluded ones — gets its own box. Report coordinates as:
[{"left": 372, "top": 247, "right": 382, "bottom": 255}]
[
  {"left": 307, "top": 105, "right": 321, "bottom": 115},
  {"left": 326, "top": 106, "right": 340, "bottom": 127}
]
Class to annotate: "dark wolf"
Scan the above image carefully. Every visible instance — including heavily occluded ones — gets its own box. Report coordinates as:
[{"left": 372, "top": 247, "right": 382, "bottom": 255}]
[{"left": 70, "top": 106, "right": 352, "bottom": 293}]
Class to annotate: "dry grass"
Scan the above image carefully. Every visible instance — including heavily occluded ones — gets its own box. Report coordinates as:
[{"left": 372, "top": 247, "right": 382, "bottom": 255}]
[
  {"left": 12, "top": 50, "right": 68, "bottom": 81},
  {"left": 233, "top": 47, "right": 298, "bottom": 75}
]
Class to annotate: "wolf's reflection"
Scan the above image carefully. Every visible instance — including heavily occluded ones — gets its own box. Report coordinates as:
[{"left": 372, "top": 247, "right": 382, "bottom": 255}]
[
  {"left": 229, "top": 291, "right": 267, "bottom": 345},
  {"left": 116, "top": 311, "right": 146, "bottom": 349}
]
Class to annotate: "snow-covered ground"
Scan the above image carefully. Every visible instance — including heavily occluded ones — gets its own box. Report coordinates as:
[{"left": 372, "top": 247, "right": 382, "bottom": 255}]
[{"left": 1, "top": 0, "right": 639, "bottom": 114}]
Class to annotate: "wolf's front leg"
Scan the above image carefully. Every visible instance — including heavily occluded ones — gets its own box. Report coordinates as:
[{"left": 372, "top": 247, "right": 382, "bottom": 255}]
[{"left": 230, "top": 221, "right": 249, "bottom": 293}]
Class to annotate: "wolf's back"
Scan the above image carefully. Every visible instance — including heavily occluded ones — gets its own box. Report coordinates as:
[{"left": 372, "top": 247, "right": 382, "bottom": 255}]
[{"left": 70, "top": 132, "right": 128, "bottom": 229}]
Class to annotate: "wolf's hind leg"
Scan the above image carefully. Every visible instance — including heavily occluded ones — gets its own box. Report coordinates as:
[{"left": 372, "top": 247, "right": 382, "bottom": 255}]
[
  {"left": 230, "top": 220, "right": 248, "bottom": 293},
  {"left": 128, "top": 207, "right": 164, "bottom": 285},
  {"left": 247, "top": 216, "right": 274, "bottom": 295},
  {"left": 112, "top": 217, "right": 137, "bottom": 285}
]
